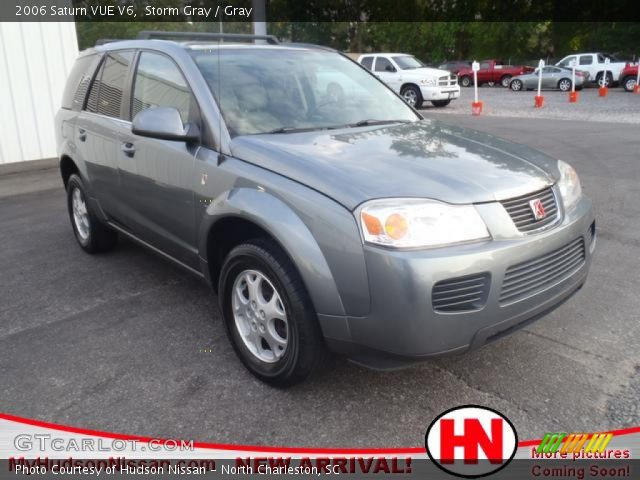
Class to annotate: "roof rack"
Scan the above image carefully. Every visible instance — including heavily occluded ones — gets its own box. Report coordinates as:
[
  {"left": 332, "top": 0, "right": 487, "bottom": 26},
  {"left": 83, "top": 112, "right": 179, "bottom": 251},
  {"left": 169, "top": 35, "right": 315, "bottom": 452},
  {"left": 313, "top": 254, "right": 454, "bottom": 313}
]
[
  {"left": 282, "top": 42, "right": 336, "bottom": 52},
  {"left": 136, "top": 31, "right": 279, "bottom": 45}
]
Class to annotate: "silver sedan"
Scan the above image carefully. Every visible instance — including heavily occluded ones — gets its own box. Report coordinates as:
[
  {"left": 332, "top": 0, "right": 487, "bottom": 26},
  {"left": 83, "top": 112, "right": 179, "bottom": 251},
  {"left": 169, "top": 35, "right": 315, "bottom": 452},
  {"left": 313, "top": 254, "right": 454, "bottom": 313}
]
[{"left": 510, "top": 66, "right": 587, "bottom": 92}]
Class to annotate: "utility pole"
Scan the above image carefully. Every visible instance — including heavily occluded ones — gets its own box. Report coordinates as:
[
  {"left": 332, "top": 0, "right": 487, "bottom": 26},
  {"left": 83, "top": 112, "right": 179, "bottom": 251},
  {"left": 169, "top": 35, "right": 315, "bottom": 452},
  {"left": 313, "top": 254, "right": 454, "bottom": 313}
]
[{"left": 252, "top": 0, "right": 267, "bottom": 36}]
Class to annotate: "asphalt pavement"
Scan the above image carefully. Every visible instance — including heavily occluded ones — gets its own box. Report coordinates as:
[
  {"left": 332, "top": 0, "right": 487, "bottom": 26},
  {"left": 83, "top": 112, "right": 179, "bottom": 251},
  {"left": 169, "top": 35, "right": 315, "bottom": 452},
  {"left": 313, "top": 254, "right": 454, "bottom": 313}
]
[
  {"left": 0, "top": 116, "right": 638, "bottom": 447},
  {"left": 421, "top": 85, "right": 640, "bottom": 124}
]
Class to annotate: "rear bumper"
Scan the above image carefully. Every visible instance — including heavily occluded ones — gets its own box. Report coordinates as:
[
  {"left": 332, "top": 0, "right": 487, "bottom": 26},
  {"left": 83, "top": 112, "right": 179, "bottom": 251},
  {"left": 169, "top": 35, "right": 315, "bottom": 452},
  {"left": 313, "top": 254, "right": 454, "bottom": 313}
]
[{"left": 320, "top": 194, "right": 595, "bottom": 369}]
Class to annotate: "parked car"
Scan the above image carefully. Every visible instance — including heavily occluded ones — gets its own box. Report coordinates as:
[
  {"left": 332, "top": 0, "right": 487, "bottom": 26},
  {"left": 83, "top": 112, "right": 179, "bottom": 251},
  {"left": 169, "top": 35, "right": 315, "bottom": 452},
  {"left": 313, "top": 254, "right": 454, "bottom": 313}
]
[
  {"left": 56, "top": 32, "right": 595, "bottom": 386},
  {"left": 357, "top": 53, "right": 460, "bottom": 108},
  {"left": 457, "top": 59, "right": 535, "bottom": 88},
  {"left": 438, "top": 60, "right": 472, "bottom": 75},
  {"left": 509, "top": 66, "right": 587, "bottom": 92},
  {"left": 556, "top": 53, "right": 627, "bottom": 87},
  {"left": 619, "top": 64, "right": 639, "bottom": 92}
]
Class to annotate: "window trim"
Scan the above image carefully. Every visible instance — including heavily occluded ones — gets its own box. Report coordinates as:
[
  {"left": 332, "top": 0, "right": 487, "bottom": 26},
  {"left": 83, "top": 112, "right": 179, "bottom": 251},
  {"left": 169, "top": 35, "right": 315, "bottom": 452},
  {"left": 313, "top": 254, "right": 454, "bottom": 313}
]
[{"left": 83, "top": 53, "right": 105, "bottom": 112}]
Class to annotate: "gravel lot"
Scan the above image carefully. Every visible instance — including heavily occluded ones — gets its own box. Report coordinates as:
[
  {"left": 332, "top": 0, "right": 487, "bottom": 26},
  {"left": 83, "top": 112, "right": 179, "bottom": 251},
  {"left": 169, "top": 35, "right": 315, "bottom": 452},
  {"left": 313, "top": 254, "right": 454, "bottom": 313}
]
[
  {"left": 421, "top": 85, "right": 640, "bottom": 124},
  {"left": 0, "top": 116, "right": 638, "bottom": 448}
]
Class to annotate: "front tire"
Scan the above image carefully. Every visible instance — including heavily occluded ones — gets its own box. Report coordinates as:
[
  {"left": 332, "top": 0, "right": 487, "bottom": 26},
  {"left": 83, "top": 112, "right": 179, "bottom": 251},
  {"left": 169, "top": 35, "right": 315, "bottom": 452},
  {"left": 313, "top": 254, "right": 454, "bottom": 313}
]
[
  {"left": 510, "top": 79, "right": 523, "bottom": 91},
  {"left": 218, "top": 239, "right": 328, "bottom": 387},
  {"left": 431, "top": 99, "right": 451, "bottom": 107},
  {"left": 623, "top": 76, "right": 636, "bottom": 92},
  {"left": 66, "top": 174, "right": 117, "bottom": 254},
  {"left": 459, "top": 76, "right": 472, "bottom": 87},
  {"left": 400, "top": 85, "right": 423, "bottom": 108}
]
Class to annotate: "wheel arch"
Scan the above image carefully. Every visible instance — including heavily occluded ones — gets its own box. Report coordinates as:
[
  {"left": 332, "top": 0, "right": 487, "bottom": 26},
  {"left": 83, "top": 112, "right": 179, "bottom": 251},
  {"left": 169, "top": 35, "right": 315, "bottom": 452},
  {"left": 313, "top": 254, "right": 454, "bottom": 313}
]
[
  {"left": 199, "top": 188, "right": 347, "bottom": 318},
  {"left": 60, "top": 155, "right": 79, "bottom": 188},
  {"left": 400, "top": 82, "right": 420, "bottom": 92}
]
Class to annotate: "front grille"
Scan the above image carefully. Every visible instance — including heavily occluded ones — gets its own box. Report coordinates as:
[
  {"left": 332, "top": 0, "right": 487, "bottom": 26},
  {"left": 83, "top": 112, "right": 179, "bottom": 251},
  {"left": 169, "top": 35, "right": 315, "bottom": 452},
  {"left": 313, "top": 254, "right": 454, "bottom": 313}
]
[
  {"left": 438, "top": 75, "right": 458, "bottom": 87},
  {"left": 432, "top": 273, "right": 490, "bottom": 313},
  {"left": 500, "top": 237, "right": 585, "bottom": 304},
  {"left": 500, "top": 187, "right": 559, "bottom": 233}
]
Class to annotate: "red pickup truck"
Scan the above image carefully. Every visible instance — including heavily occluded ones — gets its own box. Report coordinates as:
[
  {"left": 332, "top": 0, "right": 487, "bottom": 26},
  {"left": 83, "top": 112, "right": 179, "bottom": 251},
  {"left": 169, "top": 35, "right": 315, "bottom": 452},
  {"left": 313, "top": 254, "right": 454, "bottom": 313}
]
[
  {"left": 458, "top": 60, "right": 535, "bottom": 88},
  {"left": 620, "top": 64, "right": 638, "bottom": 92}
]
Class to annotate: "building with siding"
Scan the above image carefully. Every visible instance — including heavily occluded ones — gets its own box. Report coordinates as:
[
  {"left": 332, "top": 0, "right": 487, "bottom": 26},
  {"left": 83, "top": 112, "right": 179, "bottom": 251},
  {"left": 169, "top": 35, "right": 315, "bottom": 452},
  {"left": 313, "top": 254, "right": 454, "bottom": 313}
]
[{"left": 0, "top": 22, "right": 78, "bottom": 170}]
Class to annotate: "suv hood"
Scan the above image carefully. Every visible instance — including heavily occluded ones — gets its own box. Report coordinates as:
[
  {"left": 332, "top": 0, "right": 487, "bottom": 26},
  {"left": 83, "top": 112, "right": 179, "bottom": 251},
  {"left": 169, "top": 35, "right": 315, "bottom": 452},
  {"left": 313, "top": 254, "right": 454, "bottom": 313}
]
[
  {"left": 230, "top": 120, "right": 559, "bottom": 210},
  {"left": 406, "top": 67, "right": 451, "bottom": 78}
]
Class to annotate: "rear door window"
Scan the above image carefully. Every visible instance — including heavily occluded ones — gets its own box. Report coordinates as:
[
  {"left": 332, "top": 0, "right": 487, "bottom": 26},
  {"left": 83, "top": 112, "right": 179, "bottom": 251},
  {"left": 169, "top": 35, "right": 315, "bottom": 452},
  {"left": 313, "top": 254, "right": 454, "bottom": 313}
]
[
  {"left": 360, "top": 56, "right": 373, "bottom": 70},
  {"left": 85, "top": 51, "right": 134, "bottom": 118},
  {"left": 375, "top": 57, "right": 394, "bottom": 72},
  {"left": 579, "top": 56, "right": 593, "bottom": 65}
]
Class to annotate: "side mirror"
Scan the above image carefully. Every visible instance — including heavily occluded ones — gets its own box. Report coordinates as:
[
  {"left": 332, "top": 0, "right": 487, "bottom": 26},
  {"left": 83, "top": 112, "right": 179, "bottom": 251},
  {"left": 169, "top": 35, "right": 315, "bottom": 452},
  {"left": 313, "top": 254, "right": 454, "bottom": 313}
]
[
  {"left": 132, "top": 107, "right": 200, "bottom": 143},
  {"left": 385, "top": 65, "right": 396, "bottom": 72}
]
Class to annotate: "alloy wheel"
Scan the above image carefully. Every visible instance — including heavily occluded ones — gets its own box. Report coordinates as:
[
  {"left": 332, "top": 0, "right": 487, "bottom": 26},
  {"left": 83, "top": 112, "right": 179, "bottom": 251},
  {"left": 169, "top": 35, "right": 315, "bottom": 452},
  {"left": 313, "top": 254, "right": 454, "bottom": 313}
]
[
  {"left": 71, "top": 187, "right": 90, "bottom": 241},
  {"left": 625, "top": 78, "right": 636, "bottom": 92},
  {"left": 402, "top": 89, "right": 418, "bottom": 106},
  {"left": 232, "top": 269, "right": 288, "bottom": 363}
]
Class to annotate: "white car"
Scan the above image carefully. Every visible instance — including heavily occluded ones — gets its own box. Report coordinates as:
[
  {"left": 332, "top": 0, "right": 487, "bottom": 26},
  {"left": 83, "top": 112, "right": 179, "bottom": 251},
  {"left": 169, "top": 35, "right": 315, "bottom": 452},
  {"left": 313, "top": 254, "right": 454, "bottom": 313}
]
[
  {"left": 357, "top": 53, "right": 460, "bottom": 108},
  {"left": 556, "top": 53, "right": 627, "bottom": 87}
]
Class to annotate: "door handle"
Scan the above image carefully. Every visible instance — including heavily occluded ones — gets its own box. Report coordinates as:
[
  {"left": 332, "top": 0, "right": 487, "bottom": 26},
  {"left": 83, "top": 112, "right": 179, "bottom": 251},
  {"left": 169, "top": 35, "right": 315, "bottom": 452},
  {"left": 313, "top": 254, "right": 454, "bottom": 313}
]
[
  {"left": 121, "top": 142, "right": 135, "bottom": 157},
  {"left": 78, "top": 128, "right": 87, "bottom": 142}
]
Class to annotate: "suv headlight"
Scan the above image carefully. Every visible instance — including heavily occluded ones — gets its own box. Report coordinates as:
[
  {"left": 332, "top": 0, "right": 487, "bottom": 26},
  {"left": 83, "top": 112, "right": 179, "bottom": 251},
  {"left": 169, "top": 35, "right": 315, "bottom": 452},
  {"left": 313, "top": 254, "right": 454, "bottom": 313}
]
[
  {"left": 420, "top": 78, "right": 437, "bottom": 86},
  {"left": 359, "top": 199, "right": 490, "bottom": 249},
  {"left": 557, "top": 160, "right": 582, "bottom": 211}
]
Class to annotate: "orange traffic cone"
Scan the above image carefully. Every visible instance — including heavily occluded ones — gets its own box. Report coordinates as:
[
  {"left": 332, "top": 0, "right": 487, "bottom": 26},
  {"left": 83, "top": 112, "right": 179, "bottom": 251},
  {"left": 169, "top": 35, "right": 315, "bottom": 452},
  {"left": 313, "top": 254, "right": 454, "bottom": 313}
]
[
  {"left": 534, "top": 95, "right": 544, "bottom": 108},
  {"left": 569, "top": 91, "right": 579, "bottom": 103},
  {"left": 599, "top": 86, "right": 608, "bottom": 97},
  {"left": 472, "top": 101, "right": 483, "bottom": 116},
  {"left": 634, "top": 85, "right": 640, "bottom": 94}
]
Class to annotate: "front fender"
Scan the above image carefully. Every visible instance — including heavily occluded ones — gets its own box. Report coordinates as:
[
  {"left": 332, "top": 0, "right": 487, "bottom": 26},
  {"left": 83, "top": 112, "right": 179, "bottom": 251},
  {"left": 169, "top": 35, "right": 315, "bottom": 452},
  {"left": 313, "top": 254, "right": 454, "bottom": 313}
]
[{"left": 198, "top": 188, "right": 347, "bottom": 318}]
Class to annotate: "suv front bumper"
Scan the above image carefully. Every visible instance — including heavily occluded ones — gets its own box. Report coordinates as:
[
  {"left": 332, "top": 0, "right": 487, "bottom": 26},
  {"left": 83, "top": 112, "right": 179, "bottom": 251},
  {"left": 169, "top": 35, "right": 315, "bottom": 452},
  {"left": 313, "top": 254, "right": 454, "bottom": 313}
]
[{"left": 321, "top": 195, "right": 595, "bottom": 369}]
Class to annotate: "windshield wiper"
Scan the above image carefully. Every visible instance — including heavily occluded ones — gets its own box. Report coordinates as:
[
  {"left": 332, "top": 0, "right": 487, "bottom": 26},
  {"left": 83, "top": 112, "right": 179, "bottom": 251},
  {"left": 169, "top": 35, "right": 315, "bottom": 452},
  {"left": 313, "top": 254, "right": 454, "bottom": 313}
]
[
  {"left": 263, "top": 120, "right": 411, "bottom": 135},
  {"left": 264, "top": 126, "right": 321, "bottom": 134},
  {"left": 348, "top": 119, "right": 412, "bottom": 127}
]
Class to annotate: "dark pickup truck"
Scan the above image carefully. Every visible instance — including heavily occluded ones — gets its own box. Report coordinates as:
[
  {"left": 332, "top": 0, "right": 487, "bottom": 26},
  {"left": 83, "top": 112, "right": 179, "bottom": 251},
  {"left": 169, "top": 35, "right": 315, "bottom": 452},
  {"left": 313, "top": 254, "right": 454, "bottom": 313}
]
[{"left": 458, "top": 59, "right": 534, "bottom": 88}]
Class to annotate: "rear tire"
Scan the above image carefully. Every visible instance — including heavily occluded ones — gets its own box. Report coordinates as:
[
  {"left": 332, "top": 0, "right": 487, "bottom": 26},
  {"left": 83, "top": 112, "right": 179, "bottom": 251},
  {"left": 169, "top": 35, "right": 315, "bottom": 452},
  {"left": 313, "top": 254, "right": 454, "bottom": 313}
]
[
  {"left": 597, "top": 72, "right": 613, "bottom": 87},
  {"left": 558, "top": 78, "right": 572, "bottom": 92},
  {"left": 431, "top": 99, "right": 451, "bottom": 107},
  {"left": 66, "top": 174, "right": 117, "bottom": 254},
  {"left": 400, "top": 85, "right": 423, "bottom": 108},
  {"left": 459, "top": 76, "right": 472, "bottom": 87},
  {"left": 218, "top": 239, "right": 329, "bottom": 387},
  {"left": 500, "top": 75, "right": 512, "bottom": 88}
]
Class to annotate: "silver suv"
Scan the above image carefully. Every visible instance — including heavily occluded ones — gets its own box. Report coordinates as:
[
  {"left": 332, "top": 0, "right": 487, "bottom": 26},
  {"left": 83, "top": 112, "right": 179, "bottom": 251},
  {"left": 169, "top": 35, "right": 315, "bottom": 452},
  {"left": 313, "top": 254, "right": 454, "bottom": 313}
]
[{"left": 56, "top": 32, "right": 595, "bottom": 386}]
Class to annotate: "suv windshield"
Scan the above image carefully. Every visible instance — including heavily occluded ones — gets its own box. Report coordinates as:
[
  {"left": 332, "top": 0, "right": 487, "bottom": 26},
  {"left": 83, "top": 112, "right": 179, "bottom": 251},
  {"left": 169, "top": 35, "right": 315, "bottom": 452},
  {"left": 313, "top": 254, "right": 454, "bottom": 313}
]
[
  {"left": 190, "top": 47, "right": 419, "bottom": 136},
  {"left": 392, "top": 56, "right": 425, "bottom": 70}
]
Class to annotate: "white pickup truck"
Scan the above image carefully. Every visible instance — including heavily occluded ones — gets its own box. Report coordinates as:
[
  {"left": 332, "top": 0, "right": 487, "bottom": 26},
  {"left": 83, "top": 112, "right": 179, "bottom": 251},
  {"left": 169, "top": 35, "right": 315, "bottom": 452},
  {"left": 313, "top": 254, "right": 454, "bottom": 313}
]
[
  {"left": 357, "top": 53, "right": 460, "bottom": 108},
  {"left": 556, "top": 53, "right": 627, "bottom": 87}
]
